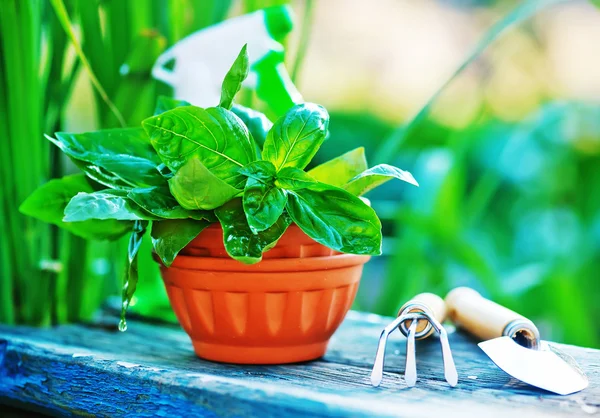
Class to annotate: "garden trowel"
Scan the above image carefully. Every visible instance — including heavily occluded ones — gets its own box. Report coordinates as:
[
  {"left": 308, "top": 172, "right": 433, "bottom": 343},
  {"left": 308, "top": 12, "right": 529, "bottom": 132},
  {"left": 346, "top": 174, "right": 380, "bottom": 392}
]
[{"left": 446, "top": 287, "right": 588, "bottom": 395}]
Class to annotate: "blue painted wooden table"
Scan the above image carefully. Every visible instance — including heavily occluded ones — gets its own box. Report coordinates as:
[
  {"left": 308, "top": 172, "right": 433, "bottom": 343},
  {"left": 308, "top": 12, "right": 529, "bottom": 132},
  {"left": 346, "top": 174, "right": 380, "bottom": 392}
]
[{"left": 0, "top": 311, "right": 599, "bottom": 417}]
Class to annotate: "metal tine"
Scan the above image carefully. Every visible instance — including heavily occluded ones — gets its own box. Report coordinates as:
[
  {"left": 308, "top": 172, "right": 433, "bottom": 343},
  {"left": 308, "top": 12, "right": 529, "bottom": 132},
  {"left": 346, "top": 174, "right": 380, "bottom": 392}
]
[
  {"left": 426, "top": 312, "right": 459, "bottom": 387},
  {"left": 370, "top": 315, "right": 404, "bottom": 386},
  {"left": 404, "top": 319, "right": 418, "bottom": 387},
  {"left": 370, "top": 313, "right": 422, "bottom": 387}
]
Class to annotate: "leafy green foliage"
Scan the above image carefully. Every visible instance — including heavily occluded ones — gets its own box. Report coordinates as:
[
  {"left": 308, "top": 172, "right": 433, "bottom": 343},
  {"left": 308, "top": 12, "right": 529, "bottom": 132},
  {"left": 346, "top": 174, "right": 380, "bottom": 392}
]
[
  {"left": 239, "top": 160, "right": 277, "bottom": 181},
  {"left": 231, "top": 104, "right": 273, "bottom": 148},
  {"left": 19, "top": 174, "right": 131, "bottom": 240},
  {"left": 128, "top": 185, "right": 214, "bottom": 220},
  {"left": 308, "top": 147, "right": 368, "bottom": 188},
  {"left": 142, "top": 106, "right": 256, "bottom": 183},
  {"left": 19, "top": 44, "right": 418, "bottom": 330},
  {"left": 243, "top": 178, "right": 287, "bottom": 232},
  {"left": 262, "top": 103, "right": 329, "bottom": 170},
  {"left": 219, "top": 44, "right": 249, "bottom": 109},
  {"left": 48, "top": 128, "right": 165, "bottom": 188},
  {"left": 275, "top": 166, "right": 318, "bottom": 190},
  {"left": 168, "top": 157, "right": 240, "bottom": 210},
  {"left": 240, "top": 161, "right": 285, "bottom": 232},
  {"left": 151, "top": 219, "right": 210, "bottom": 266},
  {"left": 63, "top": 189, "right": 155, "bottom": 221},
  {"left": 286, "top": 182, "right": 382, "bottom": 255},
  {"left": 344, "top": 164, "right": 419, "bottom": 196},
  {"left": 215, "top": 198, "right": 291, "bottom": 263}
]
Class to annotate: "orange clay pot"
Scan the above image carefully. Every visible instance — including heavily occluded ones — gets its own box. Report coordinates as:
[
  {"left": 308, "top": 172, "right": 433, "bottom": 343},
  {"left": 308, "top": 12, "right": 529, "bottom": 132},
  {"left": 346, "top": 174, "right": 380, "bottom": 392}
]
[{"left": 156, "top": 225, "right": 369, "bottom": 364}]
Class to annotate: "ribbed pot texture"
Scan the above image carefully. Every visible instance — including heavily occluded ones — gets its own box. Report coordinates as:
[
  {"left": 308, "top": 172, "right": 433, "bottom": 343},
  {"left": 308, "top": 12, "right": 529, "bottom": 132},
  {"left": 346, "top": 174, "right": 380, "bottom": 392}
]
[{"left": 158, "top": 224, "right": 369, "bottom": 364}]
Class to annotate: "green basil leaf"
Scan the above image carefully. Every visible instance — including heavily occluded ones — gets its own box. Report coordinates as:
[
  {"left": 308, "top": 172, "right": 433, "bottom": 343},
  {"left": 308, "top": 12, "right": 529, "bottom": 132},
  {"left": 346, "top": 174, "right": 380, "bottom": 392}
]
[
  {"left": 154, "top": 96, "right": 191, "bottom": 115},
  {"left": 64, "top": 189, "right": 157, "bottom": 222},
  {"left": 151, "top": 219, "right": 210, "bottom": 266},
  {"left": 243, "top": 177, "right": 287, "bottom": 232},
  {"left": 142, "top": 105, "right": 255, "bottom": 186},
  {"left": 168, "top": 157, "right": 240, "bottom": 210},
  {"left": 286, "top": 182, "right": 382, "bottom": 255},
  {"left": 308, "top": 147, "right": 368, "bottom": 188},
  {"left": 215, "top": 198, "right": 291, "bottom": 264},
  {"left": 128, "top": 185, "right": 214, "bottom": 220},
  {"left": 120, "top": 220, "right": 148, "bottom": 331},
  {"left": 231, "top": 104, "right": 273, "bottom": 148},
  {"left": 275, "top": 167, "right": 317, "bottom": 190},
  {"left": 262, "top": 103, "right": 329, "bottom": 170},
  {"left": 239, "top": 160, "right": 277, "bottom": 182},
  {"left": 69, "top": 157, "right": 132, "bottom": 189},
  {"left": 19, "top": 174, "right": 131, "bottom": 240},
  {"left": 344, "top": 164, "right": 419, "bottom": 196},
  {"left": 48, "top": 128, "right": 165, "bottom": 188},
  {"left": 219, "top": 44, "right": 249, "bottom": 109}
]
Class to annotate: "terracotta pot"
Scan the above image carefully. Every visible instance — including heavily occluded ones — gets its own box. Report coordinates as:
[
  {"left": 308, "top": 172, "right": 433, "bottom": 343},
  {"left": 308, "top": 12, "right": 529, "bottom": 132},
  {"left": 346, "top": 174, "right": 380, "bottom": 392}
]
[{"left": 157, "top": 225, "right": 369, "bottom": 364}]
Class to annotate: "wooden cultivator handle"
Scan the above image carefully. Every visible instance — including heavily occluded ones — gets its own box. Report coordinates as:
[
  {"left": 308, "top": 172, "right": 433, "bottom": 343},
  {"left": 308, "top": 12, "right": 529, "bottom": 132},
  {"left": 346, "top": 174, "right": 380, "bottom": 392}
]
[{"left": 398, "top": 292, "right": 447, "bottom": 340}]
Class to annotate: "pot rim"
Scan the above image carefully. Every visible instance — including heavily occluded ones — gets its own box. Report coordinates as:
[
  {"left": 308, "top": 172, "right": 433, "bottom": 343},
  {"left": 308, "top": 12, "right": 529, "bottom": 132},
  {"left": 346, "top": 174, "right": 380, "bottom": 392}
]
[{"left": 155, "top": 252, "right": 370, "bottom": 273}]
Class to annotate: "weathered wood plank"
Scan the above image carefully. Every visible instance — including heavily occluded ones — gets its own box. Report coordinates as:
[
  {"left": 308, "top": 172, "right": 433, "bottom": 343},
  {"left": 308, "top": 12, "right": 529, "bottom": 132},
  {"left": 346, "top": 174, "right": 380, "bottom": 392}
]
[{"left": 0, "top": 311, "right": 599, "bottom": 417}]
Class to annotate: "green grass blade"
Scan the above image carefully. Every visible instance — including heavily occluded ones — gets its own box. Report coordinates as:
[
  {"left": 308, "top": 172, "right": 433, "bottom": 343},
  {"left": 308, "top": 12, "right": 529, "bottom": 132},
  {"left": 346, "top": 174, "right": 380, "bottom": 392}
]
[
  {"left": 290, "top": 0, "right": 314, "bottom": 83},
  {"left": 50, "top": 0, "right": 126, "bottom": 126},
  {"left": 374, "top": 0, "right": 574, "bottom": 163}
]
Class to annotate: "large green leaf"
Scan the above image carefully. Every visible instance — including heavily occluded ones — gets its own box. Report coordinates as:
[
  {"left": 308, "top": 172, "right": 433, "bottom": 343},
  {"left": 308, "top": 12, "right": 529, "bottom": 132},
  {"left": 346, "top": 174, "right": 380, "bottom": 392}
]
[
  {"left": 69, "top": 157, "right": 132, "bottom": 189},
  {"left": 344, "top": 164, "right": 419, "bottom": 196},
  {"left": 151, "top": 219, "right": 210, "bottom": 266},
  {"left": 219, "top": 44, "right": 249, "bottom": 109},
  {"left": 308, "top": 147, "right": 368, "bottom": 188},
  {"left": 19, "top": 174, "right": 131, "bottom": 240},
  {"left": 128, "top": 185, "right": 214, "bottom": 220},
  {"left": 243, "top": 177, "right": 287, "bottom": 232},
  {"left": 64, "top": 189, "right": 156, "bottom": 222},
  {"left": 48, "top": 128, "right": 165, "bottom": 188},
  {"left": 286, "top": 182, "right": 382, "bottom": 255},
  {"left": 215, "top": 198, "right": 291, "bottom": 264},
  {"left": 142, "top": 105, "right": 255, "bottom": 186},
  {"left": 275, "top": 166, "right": 317, "bottom": 190},
  {"left": 262, "top": 103, "right": 329, "bottom": 170},
  {"left": 231, "top": 104, "right": 273, "bottom": 148},
  {"left": 168, "top": 156, "right": 240, "bottom": 210},
  {"left": 120, "top": 220, "right": 148, "bottom": 331}
]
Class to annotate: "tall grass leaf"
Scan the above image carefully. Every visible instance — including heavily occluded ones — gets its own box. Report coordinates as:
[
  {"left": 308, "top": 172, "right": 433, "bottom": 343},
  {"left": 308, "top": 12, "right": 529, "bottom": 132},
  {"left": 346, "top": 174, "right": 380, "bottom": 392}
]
[
  {"left": 50, "top": 0, "right": 126, "bottom": 127},
  {"left": 373, "top": 0, "right": 574, "bottom": 163}
]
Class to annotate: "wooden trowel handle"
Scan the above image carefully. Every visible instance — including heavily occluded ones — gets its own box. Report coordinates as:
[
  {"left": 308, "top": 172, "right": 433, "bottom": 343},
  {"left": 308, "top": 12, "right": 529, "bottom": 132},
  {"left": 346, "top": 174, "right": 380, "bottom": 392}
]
[
  {"left": 445, "top": 288, "right": 541, "bottom": 347},
  {"left": 445, "top": 287, "right": 531, "bottom": 342},
  {"left": 398, "top": 293, "right": 446, "bottom": 340}
]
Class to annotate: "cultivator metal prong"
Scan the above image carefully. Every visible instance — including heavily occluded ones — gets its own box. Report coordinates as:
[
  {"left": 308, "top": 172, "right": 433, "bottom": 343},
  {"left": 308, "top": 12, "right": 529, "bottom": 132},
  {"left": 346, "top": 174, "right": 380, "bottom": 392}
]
[{"left": 370, "top": 293, "right": 458, "bottom": 388}]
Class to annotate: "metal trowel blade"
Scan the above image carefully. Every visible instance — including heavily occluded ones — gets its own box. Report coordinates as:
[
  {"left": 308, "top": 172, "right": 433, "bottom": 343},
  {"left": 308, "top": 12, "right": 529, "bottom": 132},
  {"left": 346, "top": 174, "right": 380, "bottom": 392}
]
[{"left": 478, "top": 336, "right": 588, "bottom": 395}]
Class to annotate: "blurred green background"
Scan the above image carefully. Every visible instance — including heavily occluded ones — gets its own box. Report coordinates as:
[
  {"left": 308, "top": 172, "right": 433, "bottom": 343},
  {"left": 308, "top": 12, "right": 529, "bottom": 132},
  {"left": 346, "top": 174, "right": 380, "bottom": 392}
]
[{"left": 1, "top": 0, "right": 599, "bottom": 347}]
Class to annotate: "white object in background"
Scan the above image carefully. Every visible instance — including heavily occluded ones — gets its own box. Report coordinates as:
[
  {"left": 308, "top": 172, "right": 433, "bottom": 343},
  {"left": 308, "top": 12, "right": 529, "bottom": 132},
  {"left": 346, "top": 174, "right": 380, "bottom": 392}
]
[{"left": 152, "top": 7, "right": 302, "bottom": 112}]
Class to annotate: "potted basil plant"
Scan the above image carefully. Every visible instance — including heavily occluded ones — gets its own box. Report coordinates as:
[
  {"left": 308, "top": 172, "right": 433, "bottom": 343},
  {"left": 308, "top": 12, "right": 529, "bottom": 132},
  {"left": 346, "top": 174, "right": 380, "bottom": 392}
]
[{"left": 20, "top": 45, "right": 418, "bottom": 364}]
